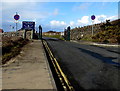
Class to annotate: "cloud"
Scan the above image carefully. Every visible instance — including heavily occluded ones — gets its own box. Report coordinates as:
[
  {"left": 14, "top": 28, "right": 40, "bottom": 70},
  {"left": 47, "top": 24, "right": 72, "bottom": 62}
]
[
  {"left": 69, "top": 15, "right": 118, "bottom": 27},
  {"left": 20, "top": 11, "right": 49, "bottom": 21},
  {"left": 73, "top": 3, "right": 91, "bottom": 11},
  {"left": 1, "top": 2, "right": 50, "bottom": 31},
  {"left": 93, "top": 15, "right": 118, "bottom": 24},
  {"left": 2, "top": 0, "right": 42, "bottom": 2},
  {"left": 49, "top": 20, "right": 67, "bottom": 31},
  {"left": 50, "top": 20, "right": 66, "bottom": 27},
  {"left": 2, "top": 2, "right": 59, "bottom": 24},
  {"left": 48, "top": 14, "right": 118, "bottom": 31},
  {"left": 2, "top": 2, "right": 50, "bottom": 24},
  {"left": 106, "top": 15, "right": 118, "bottom": 20},
  {"left": 2, "top": 2, "right": 37, "bottom": 11},
  {"left": 77, "top": 16, "right": 89, "bottom": 24},
  {"left": 69, "top": 21, "right": 75, "bottom": 26},
  {"left": 52, "top": 8, "right": 59, "bottom": 16},
  {"left": 2, "top": 0, "right": 119, "bottom": 2},
  {"left": 94, "top": 15, "right": 107, "bottom": 24}
]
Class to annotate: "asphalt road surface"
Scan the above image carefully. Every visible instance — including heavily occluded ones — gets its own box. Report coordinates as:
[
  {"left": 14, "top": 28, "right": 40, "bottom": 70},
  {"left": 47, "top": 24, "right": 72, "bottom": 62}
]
[{"left": 44, "top": 38, "right": 120, "bottom": 90}]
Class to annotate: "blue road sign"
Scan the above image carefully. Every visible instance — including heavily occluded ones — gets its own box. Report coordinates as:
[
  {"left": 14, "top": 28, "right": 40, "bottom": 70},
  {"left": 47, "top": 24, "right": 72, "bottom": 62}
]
[
  {"left": 22, "top": 21, "right": 35, "bottom": 30},
  {"left": 14, "top": 14, "right": 20, "bottom": 20},
  {"left": 91, "top": 15, "right": 95, "bottom": 20}
]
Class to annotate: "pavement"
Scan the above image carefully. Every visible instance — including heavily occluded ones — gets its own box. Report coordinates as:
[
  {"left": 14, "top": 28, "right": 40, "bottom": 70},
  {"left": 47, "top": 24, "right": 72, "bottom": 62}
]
[{"left": 1, "top": 40, "right": 57, "bottom": 91}]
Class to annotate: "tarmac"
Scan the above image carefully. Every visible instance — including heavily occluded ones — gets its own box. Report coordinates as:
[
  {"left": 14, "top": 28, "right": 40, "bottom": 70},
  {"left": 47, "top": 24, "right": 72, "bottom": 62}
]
[{"left": 1, "top": 40, "right": 57, "bottom": 90}]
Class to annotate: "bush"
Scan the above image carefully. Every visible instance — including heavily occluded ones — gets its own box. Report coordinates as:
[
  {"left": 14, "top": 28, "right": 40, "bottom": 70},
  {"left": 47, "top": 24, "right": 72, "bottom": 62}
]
[{"left": 92, "top": 24, "right": 120, "bottom": 43}]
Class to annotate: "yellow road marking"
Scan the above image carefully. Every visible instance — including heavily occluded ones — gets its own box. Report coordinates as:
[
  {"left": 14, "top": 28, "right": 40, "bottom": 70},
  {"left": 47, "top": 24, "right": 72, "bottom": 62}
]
[{"left": 43, "top": 40, "right": 74, "bottom": 91}]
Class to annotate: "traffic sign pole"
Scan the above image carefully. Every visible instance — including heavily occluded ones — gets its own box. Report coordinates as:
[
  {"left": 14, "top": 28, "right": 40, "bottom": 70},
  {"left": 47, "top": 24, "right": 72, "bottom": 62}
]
[
  {"left": 91, "top": 15, "right": 95, "bottom": 36},
  {"left": 92, "top": 20, "right": 94, "bottom": 36},
  {"left": 15, "top": 21, "right": 18, "bottom": 36},
  {"left": 16, "top": 22, "right": 17, "bottom": 32},
  {"left": 14, "top": 12, "right": 20, "bottom": 35}
]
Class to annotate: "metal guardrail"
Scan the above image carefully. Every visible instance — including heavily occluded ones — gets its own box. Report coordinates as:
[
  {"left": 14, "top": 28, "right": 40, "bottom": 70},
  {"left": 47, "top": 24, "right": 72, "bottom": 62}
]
[{"left": 42, "top": 40, "right": 74, "bottom": 91}]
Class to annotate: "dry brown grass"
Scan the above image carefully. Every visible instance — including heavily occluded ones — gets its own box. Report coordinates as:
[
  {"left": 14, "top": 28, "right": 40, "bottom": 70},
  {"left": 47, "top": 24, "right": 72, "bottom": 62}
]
[{"left": 2, "top": 36, "right": 29, "bottom": 64}]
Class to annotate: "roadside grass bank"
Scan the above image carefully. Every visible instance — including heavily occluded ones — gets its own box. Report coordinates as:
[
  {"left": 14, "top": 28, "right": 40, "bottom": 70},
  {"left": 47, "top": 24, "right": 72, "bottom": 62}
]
[
  {"left": 71, "top": 19, "right": 120, "bottom": 44},
  {"left": 2, "top": 36, "right": 29, "bottom": 64}
]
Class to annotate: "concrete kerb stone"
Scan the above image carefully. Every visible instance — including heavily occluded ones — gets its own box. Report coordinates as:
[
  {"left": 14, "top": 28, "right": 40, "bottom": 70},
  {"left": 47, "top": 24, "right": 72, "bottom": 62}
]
[
  {"left": 70, "top": 40, "right": 120, "bottom": 47},
  {"left": 92, "top": 43, "right": 120, "bottom": 47}
]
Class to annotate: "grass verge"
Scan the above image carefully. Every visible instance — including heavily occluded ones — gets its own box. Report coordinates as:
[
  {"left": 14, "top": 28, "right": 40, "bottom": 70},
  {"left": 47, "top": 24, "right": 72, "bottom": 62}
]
[{"left": 43, "top": 35, "right": 64, "bottom": 40}]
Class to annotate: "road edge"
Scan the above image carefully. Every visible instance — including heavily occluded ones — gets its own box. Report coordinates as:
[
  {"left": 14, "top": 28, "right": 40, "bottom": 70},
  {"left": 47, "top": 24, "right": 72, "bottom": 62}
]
[{"left": 41, "top": 40, "right": 57, "bottom": 91}]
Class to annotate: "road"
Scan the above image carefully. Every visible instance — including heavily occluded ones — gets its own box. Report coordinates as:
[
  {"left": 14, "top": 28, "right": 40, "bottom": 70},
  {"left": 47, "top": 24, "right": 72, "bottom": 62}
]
[{"left": 44, "top": 38, "right": 120, "bottom": 90}]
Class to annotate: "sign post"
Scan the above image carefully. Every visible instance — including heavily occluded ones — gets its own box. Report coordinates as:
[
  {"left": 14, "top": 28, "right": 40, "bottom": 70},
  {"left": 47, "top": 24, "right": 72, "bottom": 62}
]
[
  {"left": 14, "top": 12, "right": 20, "bottom": 35},
  {"left": 91, "top": 15, "right": 95, "bottom": 36}
]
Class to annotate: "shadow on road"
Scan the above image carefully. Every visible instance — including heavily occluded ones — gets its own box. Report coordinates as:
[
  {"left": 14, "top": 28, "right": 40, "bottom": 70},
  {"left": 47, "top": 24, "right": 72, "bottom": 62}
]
[{"left": 77, "top": 47, "right": 120, "bottom": 67}]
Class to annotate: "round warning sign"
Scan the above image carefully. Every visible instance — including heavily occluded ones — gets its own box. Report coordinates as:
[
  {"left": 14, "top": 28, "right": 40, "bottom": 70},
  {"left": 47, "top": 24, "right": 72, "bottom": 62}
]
[
  {"left": 91, "top": 15, "right": 95, "bottom": 20},
  {"left": 14, "top": 14, "right": 20, "bottom": 20}
]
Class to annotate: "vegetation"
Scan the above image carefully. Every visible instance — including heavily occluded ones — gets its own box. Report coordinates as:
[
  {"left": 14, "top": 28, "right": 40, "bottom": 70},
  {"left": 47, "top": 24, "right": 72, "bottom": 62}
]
[
  {"left": 43, "top": 35, "right": 64, "bottom": 40},
  {"left": 92, "top": 19, "right": 120, "bottom": 43},
  {"left": 71, "top": 19, "right": 120, "bottom": 43},
  {"left": 80, "top": 35, "right": 93, "bottom": 41},
  {"left": 2, "top": 36, "right": 29, "bottom": 64}
]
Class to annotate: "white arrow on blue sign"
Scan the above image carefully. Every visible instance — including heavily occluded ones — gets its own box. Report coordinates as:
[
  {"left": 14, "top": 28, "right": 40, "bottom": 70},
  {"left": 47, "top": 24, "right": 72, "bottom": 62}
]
[{"left": 22, "top": 21, "right": 35, "bottom": 30}]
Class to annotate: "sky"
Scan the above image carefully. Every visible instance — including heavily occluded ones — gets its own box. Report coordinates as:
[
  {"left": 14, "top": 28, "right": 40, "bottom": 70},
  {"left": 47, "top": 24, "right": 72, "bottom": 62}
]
[{"left": 1, "top": 1, "right": 119, "bottom": 32}]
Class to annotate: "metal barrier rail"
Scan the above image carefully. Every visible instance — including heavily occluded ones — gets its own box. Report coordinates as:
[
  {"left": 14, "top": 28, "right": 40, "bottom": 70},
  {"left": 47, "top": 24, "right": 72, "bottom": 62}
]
[{"left": 42, "top": 40, "right": 74, "bottom": 91}]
